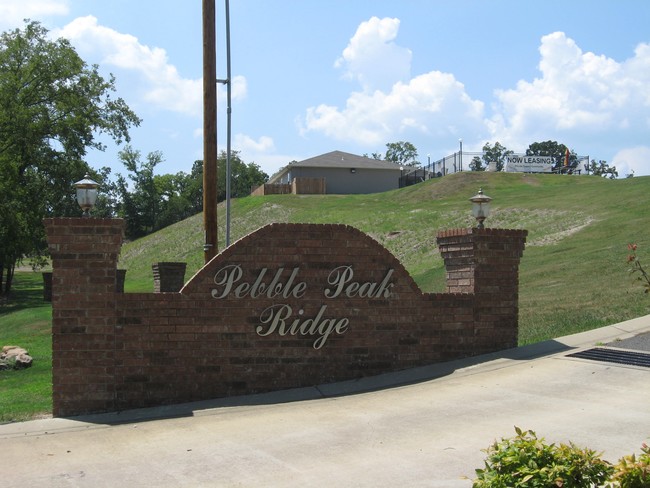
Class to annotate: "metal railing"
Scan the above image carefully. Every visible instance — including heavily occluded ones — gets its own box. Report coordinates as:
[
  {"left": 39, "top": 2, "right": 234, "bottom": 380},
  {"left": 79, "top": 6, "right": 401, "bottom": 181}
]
[{"left": 398, "top": 152, "right": 591, "bottom": 188}]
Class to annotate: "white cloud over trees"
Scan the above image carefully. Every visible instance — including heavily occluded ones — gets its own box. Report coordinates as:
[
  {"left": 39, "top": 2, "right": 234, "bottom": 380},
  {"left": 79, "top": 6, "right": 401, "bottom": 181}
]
[
  {"left": 302, "top": 18, "right": 650, "bottom": 175},
  {"left": 55, "top": 16, "right": 246, "bottom": 118},
  {"left": 55, "top": 16, "right": 204, "bottom": 116},
  {"left": 302, "top": 17, "right": 485, "bottom": 149},
  {"left": 2, "top": 5, "right": 648, "bottom": 175},
  {"left": 491, "top": 32, "right": 650, "bottom": 151}
]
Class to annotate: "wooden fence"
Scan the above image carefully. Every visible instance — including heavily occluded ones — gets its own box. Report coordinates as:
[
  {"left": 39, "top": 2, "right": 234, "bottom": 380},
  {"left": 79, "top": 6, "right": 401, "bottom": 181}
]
[{"left": 252, "top": 177, "right": 326, "bottom": 196}]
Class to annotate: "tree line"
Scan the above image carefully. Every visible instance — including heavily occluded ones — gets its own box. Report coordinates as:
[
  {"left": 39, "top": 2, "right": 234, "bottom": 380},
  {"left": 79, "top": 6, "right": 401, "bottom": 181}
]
[
  {"left": 0, "top": 21, "right": 266, "bottom": 296},
  {"left": 92, "top": 148, "right": 267, "bottom": 240}
]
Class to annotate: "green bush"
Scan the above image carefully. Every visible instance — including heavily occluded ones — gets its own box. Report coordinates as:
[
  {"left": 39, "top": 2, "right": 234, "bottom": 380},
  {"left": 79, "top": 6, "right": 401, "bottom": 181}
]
[
  {"left": 607, "top": 443, "right": 650, "bottom": 488},
  {"left": 473, "top": 427, "right": 613, "bottom": 487}
]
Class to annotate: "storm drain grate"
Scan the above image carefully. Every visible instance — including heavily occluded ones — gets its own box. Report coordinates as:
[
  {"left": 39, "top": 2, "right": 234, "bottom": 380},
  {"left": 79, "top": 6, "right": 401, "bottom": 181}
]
[{"left": 567, "top": 347, "right": 650, "bottom": 368}]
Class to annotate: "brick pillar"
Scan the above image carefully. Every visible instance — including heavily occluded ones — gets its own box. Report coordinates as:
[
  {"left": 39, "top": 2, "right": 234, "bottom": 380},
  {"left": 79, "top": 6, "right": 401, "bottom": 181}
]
[
  {"left": 44, "top": 218, "right": 124, "bottom": 417},
  {"left": 437, "top": 228, "right": 528, "bottom": 353},
  {"left": 152, "top": 262, "right": 187, "bottom": 292}
]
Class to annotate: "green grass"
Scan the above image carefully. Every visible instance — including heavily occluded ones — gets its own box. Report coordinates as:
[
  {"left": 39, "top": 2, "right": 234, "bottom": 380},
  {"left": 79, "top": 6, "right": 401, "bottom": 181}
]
[
  {"left": 0, "top": 272, "right": 52, "bottom": 423},
  {"left": 2, "top": 171, "right": 650, "bottom": 421}
]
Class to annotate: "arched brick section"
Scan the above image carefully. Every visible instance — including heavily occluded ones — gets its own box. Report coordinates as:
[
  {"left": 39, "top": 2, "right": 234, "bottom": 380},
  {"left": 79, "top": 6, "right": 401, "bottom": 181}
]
[{"left": 45, "top": 219, "right": 527, "bottom": 416}]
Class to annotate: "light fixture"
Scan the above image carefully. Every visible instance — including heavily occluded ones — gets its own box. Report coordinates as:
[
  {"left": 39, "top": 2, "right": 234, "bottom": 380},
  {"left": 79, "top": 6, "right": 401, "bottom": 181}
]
[
  {"left": 74, "top": 174, "right": 99, "bottom": 218},
  {"left": 350, "top": 168, "right": 356, "bottom": 174},
  {"left": 469, "top": 188, "right": 492, "bottom": 229}
]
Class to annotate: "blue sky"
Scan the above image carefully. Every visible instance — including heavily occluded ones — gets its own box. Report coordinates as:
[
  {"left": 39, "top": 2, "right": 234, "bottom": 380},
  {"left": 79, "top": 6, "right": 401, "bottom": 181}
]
[{"left": 2, "top": 0, "right": 650, "bottom": 178}]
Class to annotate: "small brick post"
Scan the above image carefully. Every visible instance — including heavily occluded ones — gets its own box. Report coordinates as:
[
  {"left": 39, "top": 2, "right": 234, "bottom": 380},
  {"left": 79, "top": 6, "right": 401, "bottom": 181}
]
[
  {"left": 437, "top": 228, "right": 528, "bottom": 353},
  {"left": 44, "top": 218, "right": 124, "bottom": 416},
  {"left": 42, "top": 271, "right": 52, "bottom": 301},
  {"left": 152, "top": 262, "right": 187, "bottom": 292}
]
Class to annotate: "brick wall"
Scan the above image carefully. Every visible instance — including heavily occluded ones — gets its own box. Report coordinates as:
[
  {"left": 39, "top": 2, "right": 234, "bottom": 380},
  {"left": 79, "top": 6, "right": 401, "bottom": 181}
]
[{"left": 45, "top": 219, "right": 527, "bottom": 416}]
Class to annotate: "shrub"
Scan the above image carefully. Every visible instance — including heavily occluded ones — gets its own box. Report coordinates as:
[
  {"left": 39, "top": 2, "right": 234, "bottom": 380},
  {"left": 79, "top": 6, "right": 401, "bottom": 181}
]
[
  {"left": 627, "top": 243, "right": 650, "bottom": 295},
  {"left": 473, "top": 427, "right": 613, "bottom": 487},
  {"left": 607, "top": 443, "right": 650, "bottom": 488}
]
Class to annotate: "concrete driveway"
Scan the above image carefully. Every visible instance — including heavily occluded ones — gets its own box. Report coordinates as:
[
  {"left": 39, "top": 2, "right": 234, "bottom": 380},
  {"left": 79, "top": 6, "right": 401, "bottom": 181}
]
[{"left": 2, "top": 315, "right": 650, "bottom": 487}]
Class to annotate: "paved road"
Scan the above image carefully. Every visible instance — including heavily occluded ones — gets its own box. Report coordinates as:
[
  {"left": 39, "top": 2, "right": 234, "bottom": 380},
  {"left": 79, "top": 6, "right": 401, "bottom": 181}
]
[
  {"left": 2, "top": 315, "right": 650, "bottom": 487},
  {"left": 608, "top": 331, "right": 650, "bottom": 351}
]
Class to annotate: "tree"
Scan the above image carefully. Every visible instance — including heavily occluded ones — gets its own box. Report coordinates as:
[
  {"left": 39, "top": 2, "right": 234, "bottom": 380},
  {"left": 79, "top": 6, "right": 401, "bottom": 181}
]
[
  {"left": 216, "top": 150, "right": 268, "bottom": 201},
  {"left": 89, "top": 166, "right": 121, "bottom": 218},
  {"left": 469, "top": 156, "right": 484, "bottom": 171},
  {"left": 0, "top": 21, "right": 140, "bottom": 295},
  {"left": 116, "top": 146, "right": 163, "bottom": 239},
  {"left": 482, "top": 142, "right": 512, "bottom": 172},
  {"left": 588, "top": 159, "right": 618, "bottom": 179},
  {"left": 116, "top": 151, "right": 215, "bottom": 239},
  {"left": 153, "top": 171, "right": 198, "bottom": 230},
  {"left": 185, "top": 160, "right": 205, "bottom": 214},
  {"left": 363, "top": 152, "right": 383, "bottom": 160},
  {"left": 526, "top": 140, "right": 574, "bottom": 170},
  {"left": 385, "top": 141, "right": 419, "bottom": 167}
]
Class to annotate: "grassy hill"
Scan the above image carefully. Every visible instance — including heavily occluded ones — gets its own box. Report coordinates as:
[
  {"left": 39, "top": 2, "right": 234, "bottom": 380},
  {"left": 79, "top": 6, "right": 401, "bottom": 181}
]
[{"left": 120, "top": 171, "right": 650, "bottom": 345}]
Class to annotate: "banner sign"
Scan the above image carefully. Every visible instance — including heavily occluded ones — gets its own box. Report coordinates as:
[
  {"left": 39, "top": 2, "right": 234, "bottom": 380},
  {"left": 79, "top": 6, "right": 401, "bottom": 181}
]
[{"left": 505, "top": 155, "right": 554, "bottom": 173}]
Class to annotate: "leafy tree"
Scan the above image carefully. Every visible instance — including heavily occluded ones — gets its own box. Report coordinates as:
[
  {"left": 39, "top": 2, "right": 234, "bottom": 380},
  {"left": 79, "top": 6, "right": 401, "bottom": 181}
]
[
  {"left": 216, "top": 150, "right": 269, "bottom": 201},
  {"left": 385, "top": 141, "right": 419, "bottom": 167},
  {"left": 116, "top": 151, "right": 212, "bottom": 239},
  {"left": 363, "top": 152, "right": 383, "bottom": 160},
  {"left": 185, "top": 160, "right": 205, "bottom": 214},
  {"left": 89, "top": 166, "right": 121, "bottom": 218},
  {"left": 153, "top": 171, "right": 199, "bottom": 230},
  {"left": 482, "top": 142, "right": 512, "bottom": 172},
  {"left": 588, "top": 159, "right": 618, "bottom": 179},
  {"left": 526, "top": 140, "right": 575, "bottom": 170},
  {"left": 115, "top": 146, "right": 163, "bottom": 239},
  {"left": 0, "top": 21, "right": 140, "bottom": 295},
  {"left": 469, "top": 156, "right": 484, "bottom": 171}
]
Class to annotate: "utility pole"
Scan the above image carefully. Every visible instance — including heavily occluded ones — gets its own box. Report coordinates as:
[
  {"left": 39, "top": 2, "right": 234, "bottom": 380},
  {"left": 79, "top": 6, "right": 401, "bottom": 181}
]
[
  {"left": 220, "top": 0, "right": 232, "bottom": 248},
  {"left": 202, "top": 0, "right": 218, "bottom": 263}
]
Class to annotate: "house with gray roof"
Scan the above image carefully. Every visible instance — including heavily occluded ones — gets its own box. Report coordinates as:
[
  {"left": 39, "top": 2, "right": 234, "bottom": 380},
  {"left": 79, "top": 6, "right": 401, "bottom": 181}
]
[{"left": 259, "top": 150, "right": 402, "bottom": 195}]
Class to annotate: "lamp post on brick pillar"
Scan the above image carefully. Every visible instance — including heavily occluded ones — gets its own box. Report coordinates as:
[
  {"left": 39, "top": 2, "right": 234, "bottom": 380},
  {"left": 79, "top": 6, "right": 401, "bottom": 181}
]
[
  {"left": 436, "top": 227, "right": 528, "bottom": 354},
  {"left": 470, "top": 188, "right": 492, "bottom": 229},
  {"left": 44, "top": 217, "right": 125, "bottom": 416},
  {"left": 73, "top": 174, "right": 99, "bottom": 218}
]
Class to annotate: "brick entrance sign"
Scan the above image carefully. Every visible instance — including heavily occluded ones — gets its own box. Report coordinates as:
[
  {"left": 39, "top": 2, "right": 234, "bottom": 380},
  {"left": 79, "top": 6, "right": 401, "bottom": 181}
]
[{"left": 44, "top": 218, "right": 527, "bottom": 417}]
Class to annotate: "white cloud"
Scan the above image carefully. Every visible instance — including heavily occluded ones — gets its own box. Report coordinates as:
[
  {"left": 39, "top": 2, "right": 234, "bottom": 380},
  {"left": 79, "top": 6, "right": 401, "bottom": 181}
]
[
  {"left": 56, "top": 16, "right": 202, "bottom": 115},
  {"left": 233, "top": 134, "right": 289, "bottom": 175},
  {"left": 302, "top": 17, "right": 484, "bottom": 148},
  {"left": 234, "top": 134, "right": 275, "bottom": 153},
  {"left": 612, "top": 146, "right": 650, "bottom": 177},
  {"left": 0, "top": 0, "right": 69, "bottom": 29},
  {"left": 306, "top": 19, "right": 650, "bottom": 174},
  {"left": 303, "top": 60, "right": 484, "bottom": 147},
  {"left": 335, "top": 16, "right": 411, "bottom": 93},
  {"left": 55, "top": 15, "right": 246, "bottom": 118},
  {"left": 489, "top": 32, "right": 650, "bottom": 152}
]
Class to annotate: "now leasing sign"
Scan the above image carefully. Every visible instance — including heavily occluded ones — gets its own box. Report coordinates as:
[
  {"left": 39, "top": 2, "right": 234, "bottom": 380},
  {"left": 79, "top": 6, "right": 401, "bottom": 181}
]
[
  {"left": 505, "top": 155, "right": 554, "bottom": 173},
  {"left": 211, "top": 265, "right": 395, "bottom": 349}
]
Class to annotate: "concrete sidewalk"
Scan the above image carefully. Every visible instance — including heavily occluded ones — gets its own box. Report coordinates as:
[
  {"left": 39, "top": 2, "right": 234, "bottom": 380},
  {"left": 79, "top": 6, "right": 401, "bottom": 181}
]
[{"left": 2, "top": 315, "right": 650, "bottom": 487}]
